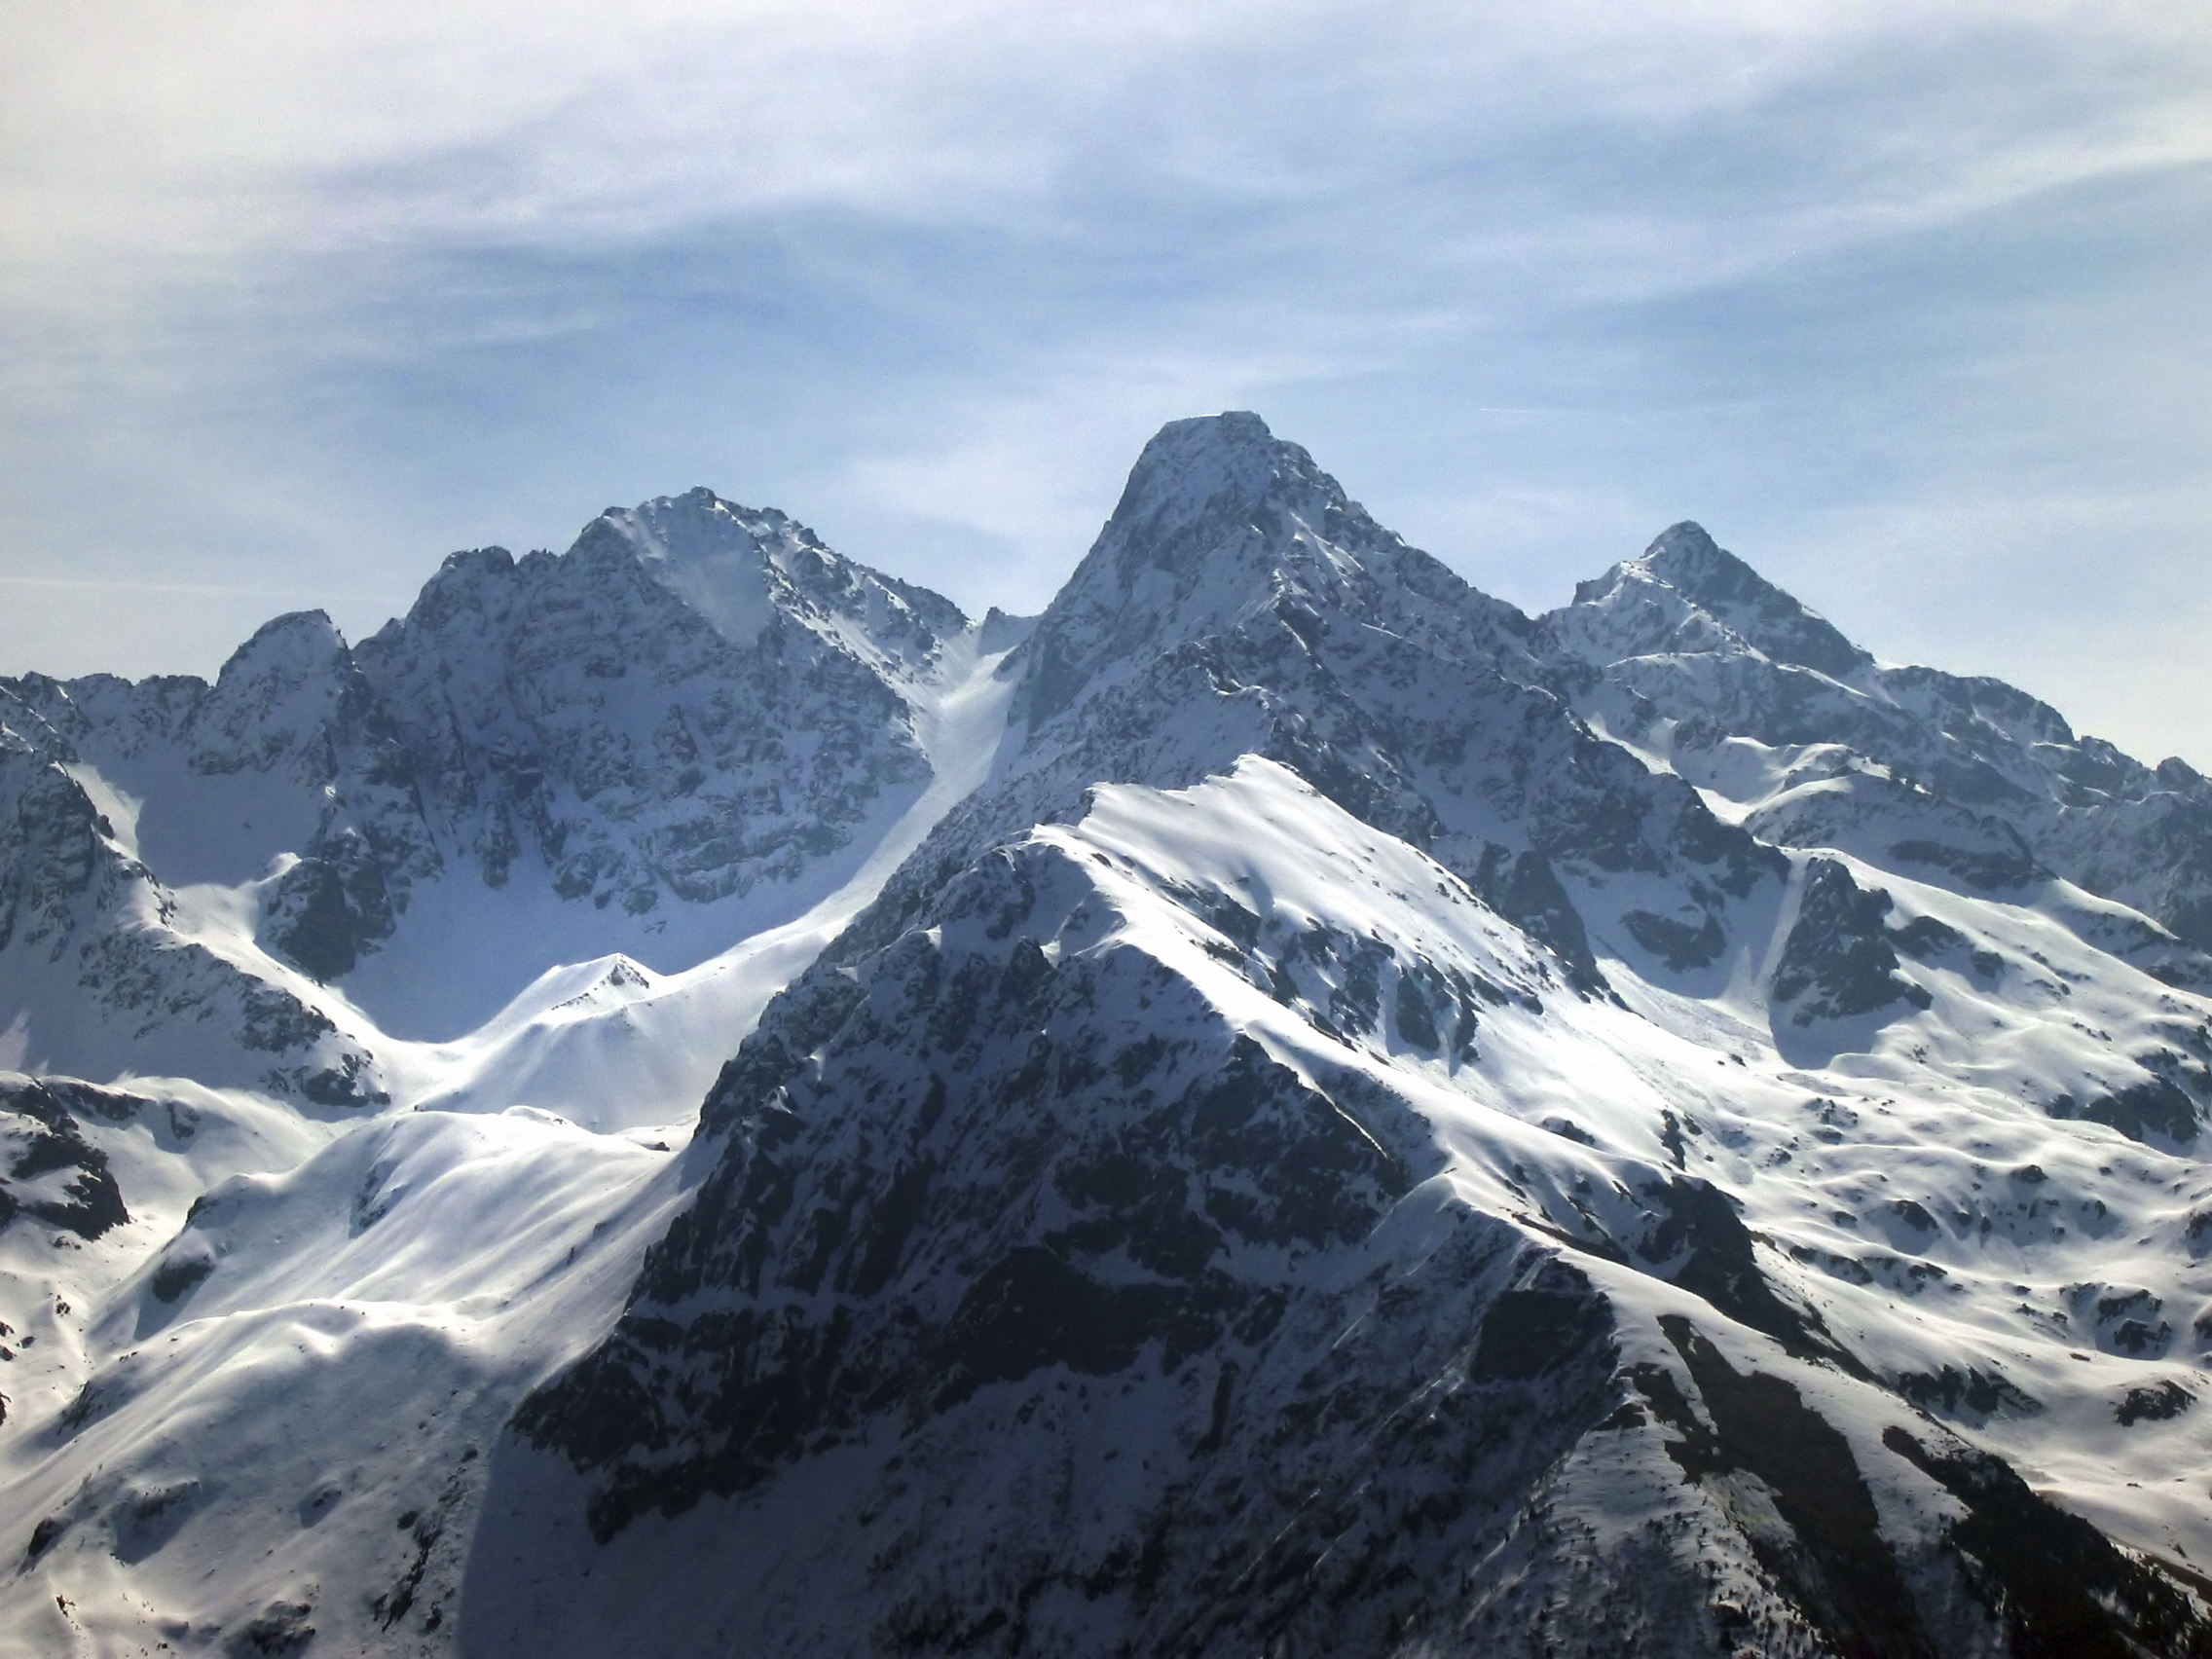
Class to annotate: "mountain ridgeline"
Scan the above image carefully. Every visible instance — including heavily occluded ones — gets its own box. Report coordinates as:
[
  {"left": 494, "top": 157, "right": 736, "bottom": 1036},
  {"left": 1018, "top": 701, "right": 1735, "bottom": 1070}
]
[{"left": 3, "top": 414, "right": 2211, "bottom": 1657}]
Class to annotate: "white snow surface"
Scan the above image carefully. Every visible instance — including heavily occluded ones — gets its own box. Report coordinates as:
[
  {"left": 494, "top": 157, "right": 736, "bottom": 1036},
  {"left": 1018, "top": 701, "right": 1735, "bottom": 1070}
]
[
  {"left": 0, "top": 550, "right": 1025, "bottom": 1650},
  {"left": 0, "top": 1095, "right": 686, "bottom": 1655},
  {"left": 1064, "top": 761, "right": 2212, "bottom": 1525},
  {"left": 4, "top": 425, "right": 2210, "bottom": 1653},
  {"left": 461, "top": 757, "right": 2212, "bottom": 1656}
]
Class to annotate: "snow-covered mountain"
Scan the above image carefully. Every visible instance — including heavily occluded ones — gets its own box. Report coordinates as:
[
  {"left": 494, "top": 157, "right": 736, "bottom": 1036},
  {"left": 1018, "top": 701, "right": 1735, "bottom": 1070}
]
[
  {"left": 4, "top": 417, "right": 2210, "bottom": 1656},
  {"left": 0, "top": 486, "right": 1011, "bottom": 1112},
  {"left": 1538, "top": 520, "right": 2212, "bottom": 978}
]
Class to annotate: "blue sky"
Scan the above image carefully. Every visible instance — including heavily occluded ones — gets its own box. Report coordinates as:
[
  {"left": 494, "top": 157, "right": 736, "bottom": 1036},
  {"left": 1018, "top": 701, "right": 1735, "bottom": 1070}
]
[{"left": 3, "top": 2, "right": 2207, "bottom": 764}]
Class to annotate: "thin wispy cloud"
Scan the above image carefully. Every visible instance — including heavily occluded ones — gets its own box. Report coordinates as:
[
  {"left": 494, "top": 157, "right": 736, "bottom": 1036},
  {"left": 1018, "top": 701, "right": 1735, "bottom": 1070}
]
[{"left": 3, "top": 2, "right": 2207, "bottom": 760}]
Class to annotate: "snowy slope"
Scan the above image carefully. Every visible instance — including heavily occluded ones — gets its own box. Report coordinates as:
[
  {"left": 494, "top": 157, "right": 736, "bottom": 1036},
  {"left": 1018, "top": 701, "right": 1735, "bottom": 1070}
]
[
  {"left": 502, "top": 758, "right": 2212, "bottom": 1656},
  {"left": 1538, "top": 521, "right": 2212, "bottom": 968},
  {"left": 3, "top": 415, "right": 2209, "bottom": 1656},
  {"left": 0, "top": 490, "right": 1019, "bottom": 1652},
  {"left": 0, "top": 1096, "right": 685, "bottom": 1656}
]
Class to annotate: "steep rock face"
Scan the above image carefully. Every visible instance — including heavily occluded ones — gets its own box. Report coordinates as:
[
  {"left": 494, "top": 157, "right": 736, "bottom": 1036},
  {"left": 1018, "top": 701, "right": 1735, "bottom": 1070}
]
[
  {"left": 0, "top": 492, "right": 969, "bottom": 1082},
  {"left": 350, "top": 496, "right": 949, "bottom": 918},
  {"left": 1538, "top": 522, "right": 2212, "bottom": 965},
  {"left": 860, "top": 415, "right": 1781, "bottom": 999},
  {"left": 1770, "top": 857, "right": 1935, "bottom": 1027},
  {"left": 508, "top": 760, "right": 2212, "bottom": 1659},
  {"left": 0, "top": 688, "right": 387, "bottom": 1100},
  {"left": 520, "top": 834, "right": 1461, "bottom": 1539},
  {"left": 501, "top": 778, "right": 1705, "bottom": 1655}
]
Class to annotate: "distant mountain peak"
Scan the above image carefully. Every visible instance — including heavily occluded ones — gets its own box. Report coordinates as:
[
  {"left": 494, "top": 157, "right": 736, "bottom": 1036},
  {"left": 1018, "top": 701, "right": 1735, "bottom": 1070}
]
[
  {"left": 214, "top": 608, "right": 349, "bottom": 677},
  {"left": 1110, "top": 410, "right": 1291, "bottom": 517},
  {"left": 1100, "top": 410, "right": 1356, "bottom": 571},
  {"left": 1639, "top": 518, "right": 1725, "bottom": 576},
  {"left": 1557, "top": 520, "right": 1869, "bottom": 682},
  {"left": 591, "top": 487, "right": 966, "bottom": 672},
  {"left": 591, "top": 489, "right": 792, "bottom": 648}
]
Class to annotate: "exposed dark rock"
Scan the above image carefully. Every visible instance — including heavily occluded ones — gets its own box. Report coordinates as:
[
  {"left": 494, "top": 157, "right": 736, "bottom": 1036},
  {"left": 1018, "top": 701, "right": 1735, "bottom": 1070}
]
[
  {"left": 1883, "top": 1424, "right": 2212, "bottom": 1657},
  {"left": 1894, "top": 1364, "right": 2041, "bottom": 1420},
  {"left": 2116, "top": 1381, "right": 2194, "bottom": 1426},
  {"left": 1466, "top": 845, "right": 1604, "bottom": 993},
  {"left": 1771, "top": 858, "right": 1933, "bottom": 1026},
  {"left": 1889, "top": 837, "right": 2044, "bottom": 892},
  {"left": 1637, "top": 1177, "right": 1856, "bottom": 1370},
  {"left": 1889, "top": 913, "right": 1967, "bottom": 962},
  {"left": 1468, "top": 1261, "right": 1612, "bottom": 1382},
  {"left": 150, "top": 1253, "right": 214, "bottom": 1305},
  {"left": 22, "top": 412, "right": 2212, "bottom": 1659},
  {"left": 1621, "top": 907, "right": 1726, "bottom": 972},
  {"left": 1639, "top": 1315, "right": 1935, "bottom": 1659},
  {"left": 0, "top": 1076, "right": 132, "bottom": 1240},
  {"left": 24, "top": 1515, "right": 66, "bottom": 1561},
  {"left": 262, "top": 843, "right": 388, "bottom": 982},
  {"left": 227, "top": 1600, "right": 316, "bottom": 1656},
  {"left": 2059, "top": 1073, "right": 2200, "bottom": 1146}
]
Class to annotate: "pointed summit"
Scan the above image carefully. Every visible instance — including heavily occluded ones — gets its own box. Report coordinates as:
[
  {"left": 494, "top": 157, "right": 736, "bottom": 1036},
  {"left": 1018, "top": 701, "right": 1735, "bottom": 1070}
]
[
  {"left": 1101, "top": 411, "right": 1309, "bottom": 548},
  {"left": 1014, "top": 413, "right": 1530, "bottom": 731},
  {"left": 1637, "top": 520, "right": 1729, "bottom": 583},
  {"left": 193, "top": 608, "right": 362, "bottom": 780},
  {"left": 591, "top": 487, "right": 965, "bottom": 672},
  {"left": 1639, "top": 522, "right": 1867, "bottom": 680},
  {"left": 1551, "top": 521, "right": 1869, "bottom": 681},
  {"left": 1078, "top": 410, "right": 1375, "bottom": 605}
]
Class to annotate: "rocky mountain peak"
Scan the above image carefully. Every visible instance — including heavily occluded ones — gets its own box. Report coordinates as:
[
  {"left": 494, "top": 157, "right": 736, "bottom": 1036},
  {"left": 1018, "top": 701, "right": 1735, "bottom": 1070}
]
[
  {"left": 1636, "top": 518, "right": 1724, "bottom": 575},
  {"left": 1550, "top": 521, "right": 1869, "bottom": 682},
  {"left": 1637, "top": 521, "right": 1869, "bottom": 680},
  {"left": 215, "top": 608, "right": 349, "bottom": 675},
  {"left": 1104, "top": 410, "right": 1302, "bottom": 535},
  {"left": 591, "top": 487, "right": 966, "bottom": 674},
  {"left": 1092, "top": 410, "right": 1379, "bottom": 596},
  {"left": 205, "top": 611, "right": 351, "bottom": 715},
  {"left": 590, "top": 489, "right": 786, "bottom": 648},
  {"left": 385, "top": 546, "right": 523, "bottom": 640},
  {"left": 1013, "top": 413, "right": 1527, "bottom": 735},
  {"left": 192, "top": 608, "right": 359, "bottom": 779}
]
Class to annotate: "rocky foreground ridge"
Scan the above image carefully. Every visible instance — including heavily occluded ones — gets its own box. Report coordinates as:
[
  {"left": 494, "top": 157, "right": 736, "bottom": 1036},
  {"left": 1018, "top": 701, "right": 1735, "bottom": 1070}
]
[{"left": 2, "top": 414, "right": 2211, "bottom": 1655}]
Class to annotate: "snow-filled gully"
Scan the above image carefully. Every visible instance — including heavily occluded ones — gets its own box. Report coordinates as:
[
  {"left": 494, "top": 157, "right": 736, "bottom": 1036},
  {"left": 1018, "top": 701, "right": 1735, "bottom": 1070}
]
[{"left": 376, "top": 622, "right": 1025, "bottom": 1133}]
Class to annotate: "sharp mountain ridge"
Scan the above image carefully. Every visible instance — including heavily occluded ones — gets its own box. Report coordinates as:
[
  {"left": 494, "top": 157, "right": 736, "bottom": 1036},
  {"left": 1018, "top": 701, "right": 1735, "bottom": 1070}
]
[{"left": 1, "top": 414, "right": 2209, "bottom": 1657}]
